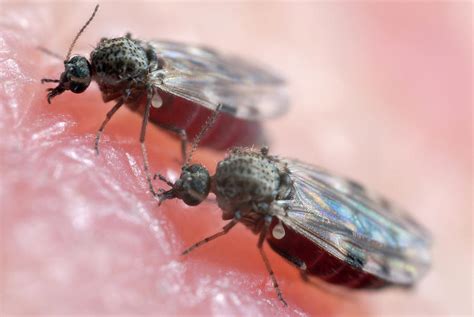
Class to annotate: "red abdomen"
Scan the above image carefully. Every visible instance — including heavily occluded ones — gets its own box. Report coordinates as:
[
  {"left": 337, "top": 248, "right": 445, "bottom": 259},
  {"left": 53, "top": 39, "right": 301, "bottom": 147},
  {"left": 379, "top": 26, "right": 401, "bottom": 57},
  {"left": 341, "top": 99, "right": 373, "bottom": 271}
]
[
  {"left": 267, "top": 220, "right": 388, "bottom": 289},
  {"left": 148, "top": 91, "right": 264, "bottom": 150}
]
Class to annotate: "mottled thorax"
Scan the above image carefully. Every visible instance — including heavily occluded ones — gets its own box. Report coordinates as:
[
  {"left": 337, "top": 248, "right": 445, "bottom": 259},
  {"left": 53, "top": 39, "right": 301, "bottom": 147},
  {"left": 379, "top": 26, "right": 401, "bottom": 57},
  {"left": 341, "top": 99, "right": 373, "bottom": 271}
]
[
  {"left": 213, "top": 148, "right": 282, "bottom": 220},
  {"left": 90, "top": 37, "right": 151, "bottom": 102}
]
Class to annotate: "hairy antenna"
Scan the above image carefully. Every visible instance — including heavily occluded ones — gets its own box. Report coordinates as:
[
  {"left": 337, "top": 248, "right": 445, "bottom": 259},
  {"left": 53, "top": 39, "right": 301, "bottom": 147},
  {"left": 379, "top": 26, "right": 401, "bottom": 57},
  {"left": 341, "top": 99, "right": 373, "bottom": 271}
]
[
  {"left": 185, "top": 104, "right": 222, "bottom": 166},
  {"left": 65, "top": 4, "right": 100, "bottom": 61}
]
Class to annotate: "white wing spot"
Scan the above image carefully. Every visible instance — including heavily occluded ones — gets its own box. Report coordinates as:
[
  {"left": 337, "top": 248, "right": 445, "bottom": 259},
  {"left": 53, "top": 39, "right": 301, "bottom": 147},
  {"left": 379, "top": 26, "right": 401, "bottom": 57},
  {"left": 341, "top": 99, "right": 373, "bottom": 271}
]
[
  {"left": 272, "top": 221, "right": 286, "bottom": 240},
  {"left": 152, "top": 93, "right": 163, "bottom": 108}
]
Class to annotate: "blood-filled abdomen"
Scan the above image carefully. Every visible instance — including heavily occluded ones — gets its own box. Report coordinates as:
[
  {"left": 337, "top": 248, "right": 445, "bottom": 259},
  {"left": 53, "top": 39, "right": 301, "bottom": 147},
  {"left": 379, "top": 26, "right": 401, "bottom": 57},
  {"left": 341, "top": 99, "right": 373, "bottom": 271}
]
[{"left": 267, "top": 220, "right": 388, "bottom": 289}]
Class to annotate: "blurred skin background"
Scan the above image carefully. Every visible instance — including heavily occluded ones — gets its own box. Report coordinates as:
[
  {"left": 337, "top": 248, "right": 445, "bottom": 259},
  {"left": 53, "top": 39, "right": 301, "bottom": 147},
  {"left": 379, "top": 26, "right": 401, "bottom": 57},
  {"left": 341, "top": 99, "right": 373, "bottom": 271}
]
[{"left": 0, "top": 1, "right": 471, "bottom": 316}]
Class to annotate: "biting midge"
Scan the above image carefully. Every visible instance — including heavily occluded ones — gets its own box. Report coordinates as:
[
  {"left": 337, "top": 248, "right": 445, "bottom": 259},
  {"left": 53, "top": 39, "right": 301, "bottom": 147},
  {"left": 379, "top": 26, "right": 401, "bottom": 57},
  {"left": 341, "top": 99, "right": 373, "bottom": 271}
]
[
  {"left": 154, "top": 109, "right": 431, "bottom": 306},
  {"left": 155, "top": 111, "right": 295, "bottom": 305},
  {"left": 158, "top": 146, "right": 294, "bottom": 306},
  {"left": 41, "top": 5, "right": 187, "bottom": 196}
]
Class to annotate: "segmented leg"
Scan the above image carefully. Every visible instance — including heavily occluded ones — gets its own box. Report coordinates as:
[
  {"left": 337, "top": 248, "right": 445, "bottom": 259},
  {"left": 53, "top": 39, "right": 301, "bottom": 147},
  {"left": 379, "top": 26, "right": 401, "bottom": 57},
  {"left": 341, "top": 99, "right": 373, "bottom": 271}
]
[
  {"left": 156, "top": 122, "right": 188, "bottom": 163},
  {"left": 182, "top": 219, "right": 239, "bottom": 255},
  {"left": 258, "top": 216, "right": 287, "bottom": 306},
  {"left": 140, "top": 87, "right": 157, "bottom": 196},
  {"left": 40, "top": 78, "right": 60, "bottom": 83},
  {"left": 153, "top": 173, "right": 174, "bottom": 187},
  {"left": 94, "top": 98, "right": 125, "bottom": 155}
]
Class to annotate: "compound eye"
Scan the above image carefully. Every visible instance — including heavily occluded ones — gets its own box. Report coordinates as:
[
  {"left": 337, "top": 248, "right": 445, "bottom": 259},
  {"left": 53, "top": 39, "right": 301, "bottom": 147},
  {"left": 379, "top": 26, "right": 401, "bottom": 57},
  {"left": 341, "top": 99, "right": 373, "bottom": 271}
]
[
  {"left": 179, "top": 164, "right": 211, "bottom": 206},
  {"left": 182, "top": 194, "right": 203, "bottom": 207},
  {"left": 65, "top": 56, "right": 91, "bottom": 94},
  {"left": 69, "top": 80, "right": 89, "bottom": 93}
]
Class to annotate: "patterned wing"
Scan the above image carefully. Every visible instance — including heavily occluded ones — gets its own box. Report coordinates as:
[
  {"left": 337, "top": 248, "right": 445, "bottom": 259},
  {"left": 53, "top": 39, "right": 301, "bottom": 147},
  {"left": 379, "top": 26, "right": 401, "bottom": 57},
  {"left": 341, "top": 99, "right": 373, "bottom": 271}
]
[
  {"left": 278, "top": 159, "right": 431, "bottom": 285},
  {"left": 149, "top": 40, "right": 288, "bottom": 120}
]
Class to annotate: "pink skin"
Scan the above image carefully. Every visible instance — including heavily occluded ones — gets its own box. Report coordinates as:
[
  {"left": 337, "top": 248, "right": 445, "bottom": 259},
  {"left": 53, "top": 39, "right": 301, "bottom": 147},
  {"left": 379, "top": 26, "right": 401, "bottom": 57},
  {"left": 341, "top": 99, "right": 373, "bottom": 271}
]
[{"left": 1, "top": 2, "right": 471, "bottom": 316}]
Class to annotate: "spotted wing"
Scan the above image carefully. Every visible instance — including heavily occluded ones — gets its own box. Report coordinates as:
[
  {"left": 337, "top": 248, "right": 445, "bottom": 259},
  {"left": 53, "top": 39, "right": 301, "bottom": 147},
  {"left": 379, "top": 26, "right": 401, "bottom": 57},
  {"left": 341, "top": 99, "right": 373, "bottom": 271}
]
[
  {"left": 150, "top": 40, "right": 288, "bottom": 120},
  {"left": 278, "top": 159, "right": 431, "bottom": 285}
]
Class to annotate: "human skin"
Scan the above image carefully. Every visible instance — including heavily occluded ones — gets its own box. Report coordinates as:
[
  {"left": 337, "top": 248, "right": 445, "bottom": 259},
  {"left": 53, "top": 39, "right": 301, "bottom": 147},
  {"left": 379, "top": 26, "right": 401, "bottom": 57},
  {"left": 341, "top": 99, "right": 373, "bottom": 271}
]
[{"left": 1, "top": 2, "right": 472, "bottom": 316}]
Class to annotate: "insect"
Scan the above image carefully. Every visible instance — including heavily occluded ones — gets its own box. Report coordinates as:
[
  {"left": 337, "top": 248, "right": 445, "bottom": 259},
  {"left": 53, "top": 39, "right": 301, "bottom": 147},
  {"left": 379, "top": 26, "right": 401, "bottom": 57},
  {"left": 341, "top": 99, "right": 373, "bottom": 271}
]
[
  {"left": 40, "top": 5, "right": 287, "bottom": 197},
  {"left": 155, "top": 120, "right": 432, "bottom": 306}
]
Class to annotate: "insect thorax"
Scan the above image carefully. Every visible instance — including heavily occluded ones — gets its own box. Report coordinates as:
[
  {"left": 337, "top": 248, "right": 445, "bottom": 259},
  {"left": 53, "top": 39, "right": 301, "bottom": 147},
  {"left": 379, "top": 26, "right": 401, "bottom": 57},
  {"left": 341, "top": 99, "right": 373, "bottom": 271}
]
[
  {"left": 213, "top": 148, "right": 293, "bottom": 229},
  {"left": 90, "top": 37, "right": 156, "bottom": 103}
]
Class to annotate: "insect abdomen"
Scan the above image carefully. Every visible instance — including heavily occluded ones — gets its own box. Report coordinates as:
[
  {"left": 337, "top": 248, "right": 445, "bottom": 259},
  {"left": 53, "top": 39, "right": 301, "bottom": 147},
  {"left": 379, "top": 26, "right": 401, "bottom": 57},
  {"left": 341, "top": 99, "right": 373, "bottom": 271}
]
[
  {"left": 148, "top": 91, "right": 264, "bottom": 150},
  {"left": 267, "top": 220, "right": 389, "bottom": 289}
]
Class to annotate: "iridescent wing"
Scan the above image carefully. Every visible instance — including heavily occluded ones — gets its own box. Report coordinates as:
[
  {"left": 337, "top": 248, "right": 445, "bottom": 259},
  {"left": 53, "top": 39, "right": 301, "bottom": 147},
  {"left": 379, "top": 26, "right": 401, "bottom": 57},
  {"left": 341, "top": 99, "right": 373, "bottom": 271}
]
[
  {"left": 277, "top": 159, "right": 431, "bottom": 285},
  {"left": 150, "top": 40, "right": 288, "bottom": 120}
]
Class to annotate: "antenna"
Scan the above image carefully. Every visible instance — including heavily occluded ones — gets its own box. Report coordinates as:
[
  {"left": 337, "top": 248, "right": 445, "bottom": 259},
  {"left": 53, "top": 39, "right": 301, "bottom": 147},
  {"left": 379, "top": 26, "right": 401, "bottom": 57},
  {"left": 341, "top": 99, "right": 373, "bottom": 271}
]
[
  {"left": 185, "top": 104, "right": 223, "bottom": 166},
  {"left": 65, "top": 4, "right": 99, "bottom": 61}
]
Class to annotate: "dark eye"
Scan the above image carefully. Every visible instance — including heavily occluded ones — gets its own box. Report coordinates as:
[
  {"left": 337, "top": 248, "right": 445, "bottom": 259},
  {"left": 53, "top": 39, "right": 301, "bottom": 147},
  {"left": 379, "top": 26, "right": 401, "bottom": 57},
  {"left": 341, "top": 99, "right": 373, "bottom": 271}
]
[
  {"left": 179, "top": 164, "right": 211, "bottom": 206},
  {"left": 65, "top": 56, "right": 92, "bottom": 94},
  {"left": 69, "top": 81, "right": 89, "bottom": 93},
  {"left": 69, "top": 81, "right": 88, "bottom": 93}
]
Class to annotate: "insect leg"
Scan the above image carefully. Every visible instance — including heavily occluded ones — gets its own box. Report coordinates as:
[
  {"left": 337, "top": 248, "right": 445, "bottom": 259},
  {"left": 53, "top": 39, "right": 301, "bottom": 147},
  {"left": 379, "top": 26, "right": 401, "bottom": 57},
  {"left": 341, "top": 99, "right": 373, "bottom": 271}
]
[
  {"left": 140, "top": 87, "right": 157, "bottom": 196},
  {"left": 155, "top": 122, "right": 188, "bottom": 163},
  {"left": 153, "top": 173, "right": 174, "bottom": 187},
  {"left": 182, "top": 219, "right": 238, "bottom": 255},
  {"left": 94, "top": 98, "right": 125, "bottom": 155},
  {"left": 41, "top": 79, "right": 60, "bottom": 83},
  {"left": 258, "top": 216, "right": 288, "bottom": 307}
]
